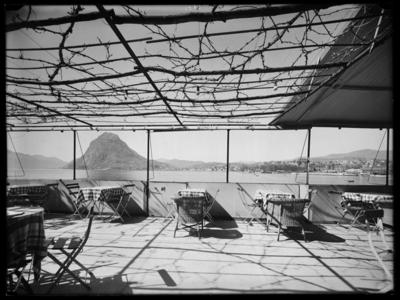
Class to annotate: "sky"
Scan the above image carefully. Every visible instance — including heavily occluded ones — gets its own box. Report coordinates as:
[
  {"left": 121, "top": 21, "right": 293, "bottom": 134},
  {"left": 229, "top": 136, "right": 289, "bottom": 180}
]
[{"left": 5, "top": 5, "right": 393, "bottom": 164}]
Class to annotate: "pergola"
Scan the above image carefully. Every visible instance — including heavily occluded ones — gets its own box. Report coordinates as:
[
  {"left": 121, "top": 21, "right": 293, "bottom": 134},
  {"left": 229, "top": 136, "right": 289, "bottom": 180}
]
[{"left": 5, "top": 4, "right": 393, "bottom": 191}]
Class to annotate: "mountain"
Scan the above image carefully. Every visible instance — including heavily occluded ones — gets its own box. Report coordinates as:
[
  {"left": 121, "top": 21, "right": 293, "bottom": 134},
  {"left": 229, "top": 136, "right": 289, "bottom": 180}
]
[
  {"left": 63, "top": 132, "right": 170, "bottom": 170},
  {"left": 157, "top": 158, "right": 206, "bottom": 169},
  {"left": 7, "top": 150, "right": 67, "bottom": 169},
  {"left": 311, "top": 149, "right": 393, "bottom": 161}
]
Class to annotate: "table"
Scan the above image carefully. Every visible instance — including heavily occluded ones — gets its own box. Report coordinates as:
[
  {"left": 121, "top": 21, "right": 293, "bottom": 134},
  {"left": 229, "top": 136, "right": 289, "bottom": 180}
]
[
  {"left": 340, "top": 192, "right": 393, "bottom": 227},
  {"left": 250, "top": 190, "right": 295, "bottom": 224},
  {"left": 254, "top": 189, "right": 295, "bottom": 210},
  {"left": 7, "top": 206, "right": 47, "bottom": 281},
  {"left": 76, "top": 186, "right": 125, "bottom": 217},
  {"left": 340, "top": 192, "right": 393, "bottom": 279},
  {"left": 7, "top": 185, "right": 48, "bottom": 208},
  {"left": 8, "top": 185, "right": 48, "bottom": 195},
  {"left": 177, "top": 188, "right": 213, "bottom": 219}
]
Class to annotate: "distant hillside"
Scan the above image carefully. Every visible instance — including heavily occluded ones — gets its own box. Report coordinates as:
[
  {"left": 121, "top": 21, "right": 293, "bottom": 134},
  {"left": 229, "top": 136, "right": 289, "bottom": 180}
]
[
  {"left": 158, "top": 158, "right": 206, "bottom": 169},
  {"left": 7, "top": 150, "right": 67, "bottom": 169},
  {"left": 311, "top": 149, "right": 393, "bottom": 161},
  {"left": 63, "top": 132, "right": 170, "bottom": 170}
]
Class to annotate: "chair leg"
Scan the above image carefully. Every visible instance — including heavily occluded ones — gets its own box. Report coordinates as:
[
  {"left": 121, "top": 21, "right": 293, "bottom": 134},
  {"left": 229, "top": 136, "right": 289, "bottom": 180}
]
[
  {"left": 302, "top": 227, "right": 307, "bottom": 243},
  {"left": 173, "top": 211, "right": 179, "bottom": 237},
  {"left": 277, "top": 225, "right": 281, "bottom": 241},
  {"left": 46, "top": 252, "right": 91, "bottom": 293}
]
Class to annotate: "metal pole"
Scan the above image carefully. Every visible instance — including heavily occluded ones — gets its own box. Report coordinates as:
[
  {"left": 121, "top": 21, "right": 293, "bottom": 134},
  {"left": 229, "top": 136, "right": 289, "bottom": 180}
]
[
  {"left": 386, "top": 128, "right": 389, "bottom": 186},
  {"left": 73, "top": 130, "right": 76, "bottom": 180},
  {"left": 146, "top": 130, "right": 150, "bottom": 216},
  {"left": 306, "top": 127, "right": 311, "bottom": 220},
  {"left": 226, "top": 129, "right": 230, "bottom": 183},
  {"left": 306, "top": 128, "right": 311, "bottom": 185}
]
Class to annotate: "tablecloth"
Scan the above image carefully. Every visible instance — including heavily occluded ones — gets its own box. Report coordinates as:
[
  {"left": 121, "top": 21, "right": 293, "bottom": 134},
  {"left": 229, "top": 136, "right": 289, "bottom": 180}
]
[
  {"left": 342, "top": 192, "right": 393, "bottom": 203},
  {"left": 77, "top": 186, "right": 125, "bottom": 205},
  {"left": 7, "top": 206, "right": 47, "bottom": 280},
  {"left": 8, "top": 185, "right": 48, "bottom": 195},
  {"left": 254, "top": 189, "right": 295, "bottom": 207}
]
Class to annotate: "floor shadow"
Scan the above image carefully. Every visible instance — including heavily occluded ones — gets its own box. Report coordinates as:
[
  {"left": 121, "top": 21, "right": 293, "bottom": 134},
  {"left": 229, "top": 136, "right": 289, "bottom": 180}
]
[
  {"left": 108, "top": 216, "right": 148, "bottom": 225},
  {"left": 204, "top": 219, "right": 238, "bottom": 229},
  {"left": 282, "top": 221, "right": 346, "bottom": 243},
  {"left": 188, "top": 228, "right": 243, "bottom": 239},
  {"left": 34, "top": 272, "right": 134, "bottom": 295},
  {"left": 43, "top": 213, "right": 80, "bottom": 230}
]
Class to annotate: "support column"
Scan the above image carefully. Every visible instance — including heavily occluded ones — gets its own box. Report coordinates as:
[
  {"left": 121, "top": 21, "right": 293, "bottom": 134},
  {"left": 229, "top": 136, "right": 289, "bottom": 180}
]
[
  {"left": 226, "top": 129, "right": 230, "bottom": 183},
  {"left": 386, "top": 128, "right": 390, "bottom": 186},
  {"left": 306, "top": 128, "right": 312, "bottom": 220},
  {"left": 73, "top": 130, "right": 76, "bottom": 180},
  {"left": 145, "top": 130, "right": 150, "bottom": 216},
  {"left": 306, "top": 128, "right": 311, "bottom": 185}
]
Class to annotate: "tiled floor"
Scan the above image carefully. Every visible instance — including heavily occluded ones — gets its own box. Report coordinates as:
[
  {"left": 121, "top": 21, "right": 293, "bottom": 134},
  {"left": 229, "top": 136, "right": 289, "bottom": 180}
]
[{"left": 21, "top": 214, "right": 394, "bottom": 294}]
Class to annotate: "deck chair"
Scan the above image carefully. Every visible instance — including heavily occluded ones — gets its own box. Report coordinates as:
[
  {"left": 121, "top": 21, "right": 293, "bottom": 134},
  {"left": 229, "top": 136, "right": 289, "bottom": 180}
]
[
  {"left": 6, "top": 257, "right": 33, "bottom": 295},
  {"left": 44, "top": 206, "right": 95, "bottom": 293},
  {"left": 165, "top": 201, "right": 176, "bottom": 219},
  {"left": 173, "top": 196, "right": 205, "bottom": 239},
  {"left": 105, "top": 190, "right": 133, "bottom": 223},
  {"left": 58, "top": 179, "right": 86, "bottom": 218},
  {"left": 268, "top": 199, "right": 310, "bottom": 242}
]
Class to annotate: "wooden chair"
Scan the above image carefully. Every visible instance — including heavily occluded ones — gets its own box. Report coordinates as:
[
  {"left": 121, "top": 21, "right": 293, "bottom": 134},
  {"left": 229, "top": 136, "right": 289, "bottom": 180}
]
[
  {"left": 266, "top": 198, "right": 310, "bottom": 242},
  {"left": 58, "top": 179, "right": 85, "bottom": 218},
  {"left": 106, "top": 190, "right": 133, "bottom": 223},
  {"left": 173, "top": 196, "right": 205, "bottom": 239},
  {"left": 44, "top": 206, "right": 95, "bottom": 293}
]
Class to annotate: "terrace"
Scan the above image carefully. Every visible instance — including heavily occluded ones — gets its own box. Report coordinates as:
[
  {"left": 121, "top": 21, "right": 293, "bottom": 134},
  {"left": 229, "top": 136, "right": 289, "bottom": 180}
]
[
  {"left": 5, "top": 3, "right": 394, "bottom": 296},
  {"left": 22, "top": 215, "right": 396, "bottom": 294}
]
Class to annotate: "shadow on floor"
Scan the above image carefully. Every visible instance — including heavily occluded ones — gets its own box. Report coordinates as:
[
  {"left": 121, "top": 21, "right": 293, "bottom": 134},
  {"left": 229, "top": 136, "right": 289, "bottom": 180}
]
[
  {"left": 281, "top": 221, "right": 346, "bottom": 243},
  {"left": 188, "top": 228, "right": 243, "bottom": 239},
  {"left": 34, "top": 272, "right": 134, "bottom": 295},
  {"left": 43, "top": 213, "right": 81, "bottom": 230},
  {"left": 107, "top": 216, "right": 149, "bottom": 225},
  {"left": 205, "top": 219, "right": 238, "bottom": 229}
]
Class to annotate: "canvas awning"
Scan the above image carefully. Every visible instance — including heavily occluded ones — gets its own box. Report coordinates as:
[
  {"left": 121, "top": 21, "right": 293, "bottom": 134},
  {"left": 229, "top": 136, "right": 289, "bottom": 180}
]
[{"left": 270, "top": 36, "right": 393, "bottom": 129}]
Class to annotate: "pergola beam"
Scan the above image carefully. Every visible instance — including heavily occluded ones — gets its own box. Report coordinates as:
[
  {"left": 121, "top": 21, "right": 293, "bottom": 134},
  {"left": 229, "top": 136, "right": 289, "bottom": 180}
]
[
  {"left": 7, "top": 4, "right": 332, "bottom": 32},
  {"left": 96, "top": 5, "right": 185, "bottom": 128},
  {"left": 6, "top": 93, "right": 93, "bottom": 127}
]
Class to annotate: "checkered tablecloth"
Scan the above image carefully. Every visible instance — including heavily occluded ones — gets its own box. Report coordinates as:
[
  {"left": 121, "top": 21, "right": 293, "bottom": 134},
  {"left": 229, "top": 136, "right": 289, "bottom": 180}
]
[
  {"left": 342, "top": 192, "right": 393, "bottom": 203},
  {"left": 178, "top": 189, "right": 207, "bottom": 197},
  {"left": 8, "top": 185, "right": 47, "bottom": 195},
  {"left": 7, "top": 206, "right": 47, "bottom": 280},
  {"left": 177, "top": 189, "right": 211, "bottom": 206},
  {"left": 254, "top": 189, "right": 295, "bottom": 205},
  {"left": 77, "top": 186, "right": 125, "bottom": 205}
]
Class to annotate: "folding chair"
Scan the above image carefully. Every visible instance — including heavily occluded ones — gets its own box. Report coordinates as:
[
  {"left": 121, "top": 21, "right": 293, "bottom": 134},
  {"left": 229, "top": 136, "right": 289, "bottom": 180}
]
[
  {"left": 165, "top": 201, "right": 176, "bottom": 219},
  {"left": 267, "top": 198, "right": 310, "bottom": 242},
  {"left": 59, "top": 179, "right": 86, "bottom": 219},
  {"left": 106, "top": 190, "right": 133, "bottom": 223},
  {"left": 44, "top": 206, "right": 95, "bottom": 293},
  {"left": 7, "top": 257, "right": 33, "bottom": 295},
  {"left": 203, "top": 190, "right": 219, "bottom": 224},
  {"left": 173, "top": 196, "right": 205, "bottom": 239}
]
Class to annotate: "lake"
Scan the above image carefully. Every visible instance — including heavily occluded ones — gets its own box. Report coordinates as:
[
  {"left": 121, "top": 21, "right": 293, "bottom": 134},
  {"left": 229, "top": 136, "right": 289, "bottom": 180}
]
[{"left": 7, "top": 168, "right": 392, "bottom": 185}]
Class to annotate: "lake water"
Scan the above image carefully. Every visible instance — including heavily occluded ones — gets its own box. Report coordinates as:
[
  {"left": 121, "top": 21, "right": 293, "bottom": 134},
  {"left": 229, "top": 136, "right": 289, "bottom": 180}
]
[{"left": 7, "top": 168, "right": 392, "bottom": 185}]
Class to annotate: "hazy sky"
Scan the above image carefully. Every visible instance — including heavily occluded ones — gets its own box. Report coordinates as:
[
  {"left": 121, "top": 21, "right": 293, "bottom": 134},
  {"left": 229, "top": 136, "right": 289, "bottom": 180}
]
[{"left": 7, "top": 128, "right": 393, "bottom": 163}]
